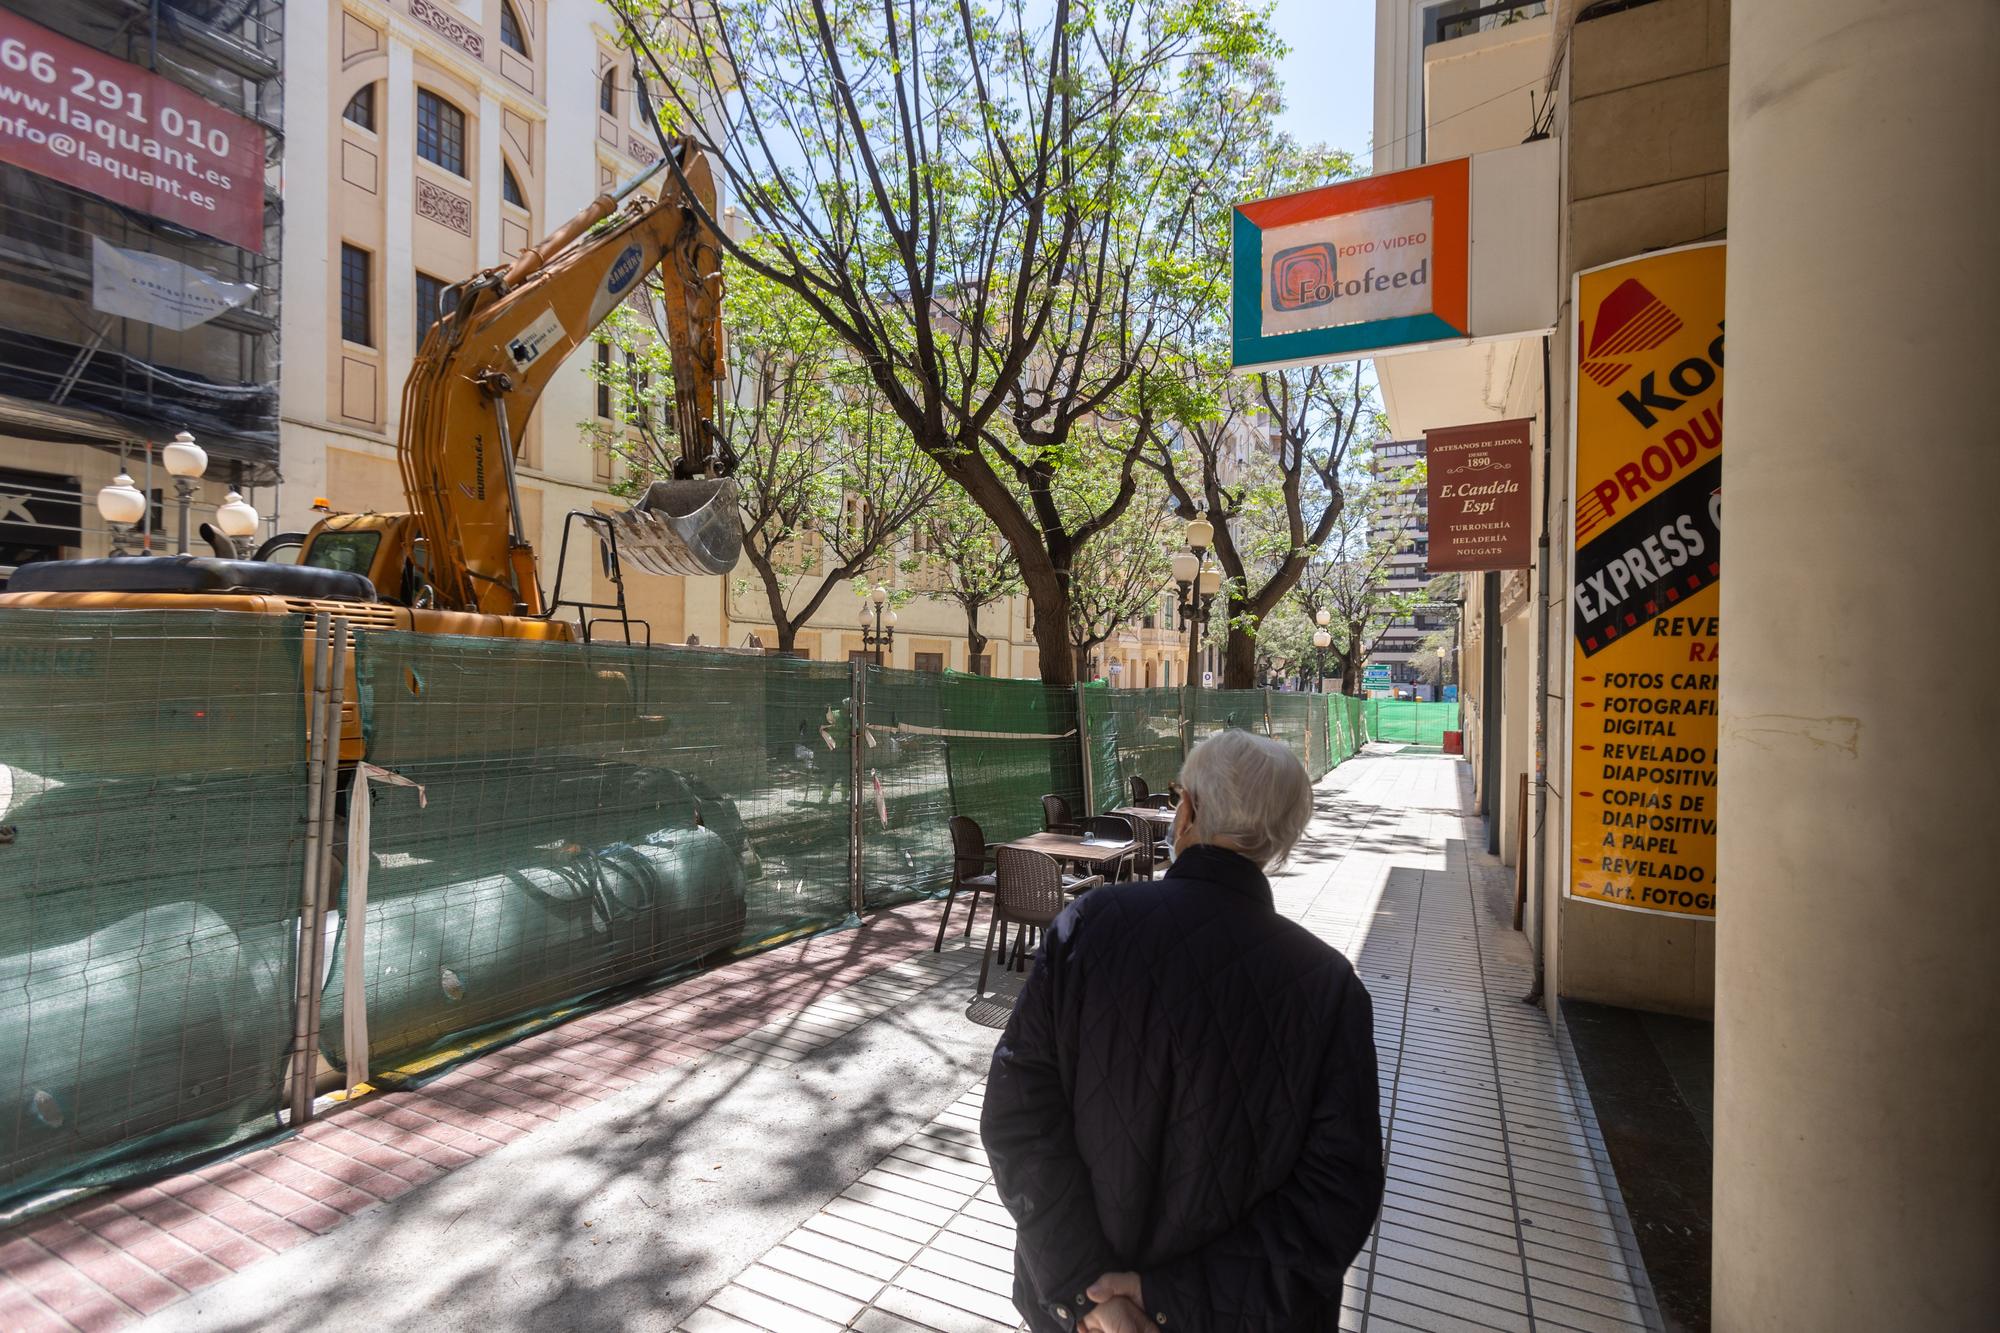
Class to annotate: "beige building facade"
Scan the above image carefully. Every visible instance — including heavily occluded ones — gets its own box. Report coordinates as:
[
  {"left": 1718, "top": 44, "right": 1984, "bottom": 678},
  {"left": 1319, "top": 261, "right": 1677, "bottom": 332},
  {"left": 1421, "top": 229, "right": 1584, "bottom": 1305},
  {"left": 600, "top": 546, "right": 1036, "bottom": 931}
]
[
  {"left": 1374, "top": 0, "right": 1998, "bottom": 1323},
  {"left": 1371, "top": 0, "right": 1726, "bottom": 1017}
]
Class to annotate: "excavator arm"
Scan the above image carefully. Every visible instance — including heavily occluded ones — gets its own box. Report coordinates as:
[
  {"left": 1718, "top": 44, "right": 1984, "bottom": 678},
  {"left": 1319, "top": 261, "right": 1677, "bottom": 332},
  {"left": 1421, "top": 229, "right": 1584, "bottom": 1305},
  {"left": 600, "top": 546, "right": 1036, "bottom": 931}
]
[{"left": 396, "top": 135, "right": 734, "bottom": 617}]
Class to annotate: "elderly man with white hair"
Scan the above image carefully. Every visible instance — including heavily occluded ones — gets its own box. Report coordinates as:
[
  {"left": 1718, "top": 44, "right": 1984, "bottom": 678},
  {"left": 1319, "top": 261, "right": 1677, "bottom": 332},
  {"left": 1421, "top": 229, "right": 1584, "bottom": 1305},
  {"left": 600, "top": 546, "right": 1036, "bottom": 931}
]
[{"left": 982, "top": 728, "right": 1384, "bottom": 1333}]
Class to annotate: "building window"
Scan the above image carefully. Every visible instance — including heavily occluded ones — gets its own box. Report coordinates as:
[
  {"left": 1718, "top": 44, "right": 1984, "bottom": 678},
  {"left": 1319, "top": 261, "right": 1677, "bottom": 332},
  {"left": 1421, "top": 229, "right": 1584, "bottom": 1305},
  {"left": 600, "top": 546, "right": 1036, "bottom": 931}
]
[
  {"left": 598, "top": 67, "right": 616, "bottom": 115},
  {"left": 595, "top": 341, "right": 612, "bottom": 418},
  {"left": 416, "top": 89, "right": 466, "bottom": 176},
  {"left": 501, "top": 162, "right": 526, "bottom": 209},
  {"left": 342, "top": 84, "right": 375, "bottom": 132},
  {"left": 415, "top": 271, "right": 458, "bottom": 342},
  {"left": 915, "top": 652, "right": 944, "bottom": 673},
  {"left": 499, "top": 1, "right": 528, "bottom": 55},
  {"left": 971, "top": 654, "right": 992, "bottom": 677},
  {"left": 340, "top": 244, "right": 371, "bottom": 346}
]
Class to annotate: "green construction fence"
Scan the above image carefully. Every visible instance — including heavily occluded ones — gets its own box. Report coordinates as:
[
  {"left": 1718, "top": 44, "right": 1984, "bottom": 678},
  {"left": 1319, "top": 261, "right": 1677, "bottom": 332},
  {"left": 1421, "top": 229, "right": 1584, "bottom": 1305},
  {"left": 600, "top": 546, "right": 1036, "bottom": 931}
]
[
  {"left": 0, "top": 608, "right": 1389, "bottom": 1214},
  {"left": 1363, "top": 699, "right": 1463, "bottom": 747}
]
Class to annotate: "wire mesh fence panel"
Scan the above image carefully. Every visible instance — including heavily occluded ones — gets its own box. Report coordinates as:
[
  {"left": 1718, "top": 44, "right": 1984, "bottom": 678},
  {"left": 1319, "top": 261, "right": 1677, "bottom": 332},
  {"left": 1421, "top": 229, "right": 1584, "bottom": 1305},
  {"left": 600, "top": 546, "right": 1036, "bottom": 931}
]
[
  {"left": 1083, "top": 685, "right": 1184, "bottom": 811},
  {"left": 1305, "top": 694, "right": 1332, "bottom": 781},
  {"left": 856, "top": 667, "right": 952, "bottom": 909},
  {"left": 1192, "top": 688, "right": 1270, "bottom": 745},
  {"left": 1363, "top": 700, "right": 1463, "bottom": 747},
  {"left": 322, "top": 635, "right": 854, "bottom": 1074},
  {"left": 0, "top": 611, "right": 307, "bottom": 1211},
  {"left": 856, "top": 668, "right": 1085, "bottom": 909},
  {"left": 1268, "top": 693, "right": 1315, "bottom": 774}
]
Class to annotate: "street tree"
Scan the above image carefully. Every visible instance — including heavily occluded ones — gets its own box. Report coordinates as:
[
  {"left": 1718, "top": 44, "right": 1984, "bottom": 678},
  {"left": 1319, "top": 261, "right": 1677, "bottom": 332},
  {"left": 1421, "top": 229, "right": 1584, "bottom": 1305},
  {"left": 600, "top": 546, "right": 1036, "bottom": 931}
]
[
  {"left": 1141, "top": 60, "right": 1374, "bottom": 690},
  {"left": 911, "top": 487, "right": 1021, "bottom": 671},
  {"left": 1151, "top": 361, "right": 1378, "bottom": 689},
  {"left": 620, "top": 0, "right": 1280, "bottom": 683},
  {"left": 585, "top": 255, "right": 943, "bottom": 653},
  {"left": 1284, "top": 460, "right": 1427, "bottom": 693},
  {"left": 1065, "top": 476, "right": 1176, "bottom": 680}
]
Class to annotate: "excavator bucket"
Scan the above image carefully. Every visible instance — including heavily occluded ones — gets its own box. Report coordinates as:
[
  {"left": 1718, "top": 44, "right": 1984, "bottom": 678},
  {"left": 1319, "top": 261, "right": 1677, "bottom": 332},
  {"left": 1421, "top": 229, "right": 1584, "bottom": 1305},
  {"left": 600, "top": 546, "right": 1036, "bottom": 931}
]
[{"left": 612, "top": 479, "right": 743, "bottom": 576}]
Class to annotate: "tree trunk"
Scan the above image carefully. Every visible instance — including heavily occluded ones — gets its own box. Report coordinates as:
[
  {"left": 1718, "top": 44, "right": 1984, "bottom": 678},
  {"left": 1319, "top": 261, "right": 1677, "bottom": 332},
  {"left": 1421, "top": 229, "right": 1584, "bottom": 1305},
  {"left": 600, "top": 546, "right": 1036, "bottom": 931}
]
[
  {"left": 1021, "top": 563, "right": 1078, "bottom": 686},
  {"left": 1220, "top": 609, "right": 1260, "bottom": 689},
  {"left": 963, "top": 602, "right": 988, "bottom": 670},
  {"left": 775, "top": 620, "right": 798, "bottom": 653}
]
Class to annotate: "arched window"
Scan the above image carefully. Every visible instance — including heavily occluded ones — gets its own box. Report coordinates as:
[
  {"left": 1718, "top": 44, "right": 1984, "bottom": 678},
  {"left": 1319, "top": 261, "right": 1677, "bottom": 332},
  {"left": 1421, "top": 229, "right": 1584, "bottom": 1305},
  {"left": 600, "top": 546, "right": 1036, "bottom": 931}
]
[
  {"left": 598, "top": 67, "right": 616, "bottom": 115},
  {"left": 415, "top": 88, "right": 466, "bottom": 176},
  {"left": 501, "top": 162, "right": 526, "bottom": 209},
  {"left": 342, "top": 83, "right": 375, "bottom": 132},
  {"left": 499, "top": 1, "right": 527, "bottom": 56}
]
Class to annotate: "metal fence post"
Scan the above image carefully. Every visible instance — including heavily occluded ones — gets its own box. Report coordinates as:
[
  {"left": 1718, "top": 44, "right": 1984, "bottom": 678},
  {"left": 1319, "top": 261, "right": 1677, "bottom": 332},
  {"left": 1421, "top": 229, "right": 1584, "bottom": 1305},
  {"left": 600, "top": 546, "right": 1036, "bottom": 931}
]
[
  {"left": 290, "top": 615, "right": 330, "bottom": 1125},
  {"left": 290, "top": 615, "right": 345, "bottom": 1125},
  {"left": 1075, "top": 684, "right": 1096, "bottom": 817},
  {"left": 847, "top": 660, "right": 866, "bottom": 921},
  {"left": 1264, "top": 687, "right": 1275, "bottom": 738}
]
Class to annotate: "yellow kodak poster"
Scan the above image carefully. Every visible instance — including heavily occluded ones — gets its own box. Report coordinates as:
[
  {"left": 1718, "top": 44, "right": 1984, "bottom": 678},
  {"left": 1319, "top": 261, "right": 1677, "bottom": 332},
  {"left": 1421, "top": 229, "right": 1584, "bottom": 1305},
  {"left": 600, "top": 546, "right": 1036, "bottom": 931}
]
[{"left": 1567, "top": 243, "right": 1725, "bottom": 918}]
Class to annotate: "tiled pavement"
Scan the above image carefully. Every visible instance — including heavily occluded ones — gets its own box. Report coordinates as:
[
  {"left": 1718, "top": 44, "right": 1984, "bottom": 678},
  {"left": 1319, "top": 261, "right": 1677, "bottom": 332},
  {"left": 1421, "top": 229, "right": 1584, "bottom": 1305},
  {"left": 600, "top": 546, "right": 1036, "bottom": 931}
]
[
  {"left": 0, "top": 751, "right": 1661, "bottom": 1332},
  {"left": 0, "top": 901, "right": 967, "bottom": 1331},
  {"left": 674, "top": 754, "right": 1662, "bottom": 1333}
]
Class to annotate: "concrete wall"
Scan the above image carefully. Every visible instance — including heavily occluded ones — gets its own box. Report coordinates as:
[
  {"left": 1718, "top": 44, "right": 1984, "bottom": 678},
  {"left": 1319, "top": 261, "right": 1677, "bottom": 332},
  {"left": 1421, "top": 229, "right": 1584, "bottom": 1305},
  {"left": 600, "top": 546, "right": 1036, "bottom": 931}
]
[
  {"left": 1546, "top": 0, "right": 1728, "bottom": 1018},
  {"left": 1712, "top": 0, "right": 2000, "bottom": 1324}
]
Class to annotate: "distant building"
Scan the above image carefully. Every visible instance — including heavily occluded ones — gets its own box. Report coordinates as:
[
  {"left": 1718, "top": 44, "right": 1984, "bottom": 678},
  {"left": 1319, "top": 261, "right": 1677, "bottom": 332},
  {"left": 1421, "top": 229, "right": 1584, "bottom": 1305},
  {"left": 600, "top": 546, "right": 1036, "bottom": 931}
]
[
  {"left": 1366, "top": 437, "right": 1433, "bottom": 696},
  {"left": 0, "top": 0, "right": 284, "bottom": 575}
]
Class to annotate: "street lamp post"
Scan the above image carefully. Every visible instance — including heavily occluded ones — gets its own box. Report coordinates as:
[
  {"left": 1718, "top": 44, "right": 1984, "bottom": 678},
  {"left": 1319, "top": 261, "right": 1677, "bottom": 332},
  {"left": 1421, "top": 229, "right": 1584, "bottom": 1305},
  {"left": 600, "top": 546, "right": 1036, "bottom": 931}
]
[
  {"left": 859, "top": 584, "right": 896, "bottom": 666},
  {"left": 161, "top": 431, "right": 207, "bottom": 556},
  {"left": 96, "top": 471, "right": 147, "bottom": 555},
  {"left": 1313, "top": 609, "right": 1332, "bottom": 693},
  {"left": 1172, "top": 510, "right": 1222, "bottom": 751}
]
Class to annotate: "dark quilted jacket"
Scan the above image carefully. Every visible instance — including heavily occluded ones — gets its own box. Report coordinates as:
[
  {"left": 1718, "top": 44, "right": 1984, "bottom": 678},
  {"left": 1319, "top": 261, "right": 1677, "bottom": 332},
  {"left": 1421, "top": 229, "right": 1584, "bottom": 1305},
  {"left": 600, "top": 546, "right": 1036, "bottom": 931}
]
[{"left": 981, "top": 844, "right": 1383, "bottom": 1333}]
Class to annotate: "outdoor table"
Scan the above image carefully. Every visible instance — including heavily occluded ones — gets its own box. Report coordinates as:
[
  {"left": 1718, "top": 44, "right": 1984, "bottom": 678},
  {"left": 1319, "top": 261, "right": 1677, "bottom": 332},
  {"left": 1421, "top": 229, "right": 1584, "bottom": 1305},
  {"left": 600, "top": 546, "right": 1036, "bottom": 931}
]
[
  {"left": 1110, "top": 805, "right": 1175, "bottom": 832},
  {"left": 1004, "top": 831, "right": 1136, "bottom": 877}
]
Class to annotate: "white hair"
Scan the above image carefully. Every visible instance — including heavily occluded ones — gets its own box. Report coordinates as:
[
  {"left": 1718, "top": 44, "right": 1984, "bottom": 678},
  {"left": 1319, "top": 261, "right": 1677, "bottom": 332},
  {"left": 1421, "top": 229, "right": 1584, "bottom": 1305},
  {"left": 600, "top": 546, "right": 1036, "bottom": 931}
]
[{"left": 1178, "top": 728, "right": 1314, "bottom": 869}]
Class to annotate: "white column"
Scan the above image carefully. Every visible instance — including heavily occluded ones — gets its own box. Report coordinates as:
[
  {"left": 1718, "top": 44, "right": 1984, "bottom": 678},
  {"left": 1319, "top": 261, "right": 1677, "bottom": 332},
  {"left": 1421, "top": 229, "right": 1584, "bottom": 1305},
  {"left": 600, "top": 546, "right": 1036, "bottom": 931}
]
[
  {"left": 278, "top": 0, "right": 330, "bottom": 428},
  {"left": 382, "top": 39, "right": 417, "bottom": 439},
  {"left": 1714, "top": 1, "right": 2000, "bottom": 1327},
  {"left": 476, "top": 90, "right": 502, "bottom": 269}
]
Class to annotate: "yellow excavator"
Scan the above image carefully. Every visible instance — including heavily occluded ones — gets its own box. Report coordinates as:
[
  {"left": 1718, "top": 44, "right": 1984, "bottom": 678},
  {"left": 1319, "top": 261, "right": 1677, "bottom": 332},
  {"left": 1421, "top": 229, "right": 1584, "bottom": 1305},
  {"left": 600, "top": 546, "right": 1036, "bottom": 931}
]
[{"left": 1, "top": 136, "right": 737, "bottom": 649}]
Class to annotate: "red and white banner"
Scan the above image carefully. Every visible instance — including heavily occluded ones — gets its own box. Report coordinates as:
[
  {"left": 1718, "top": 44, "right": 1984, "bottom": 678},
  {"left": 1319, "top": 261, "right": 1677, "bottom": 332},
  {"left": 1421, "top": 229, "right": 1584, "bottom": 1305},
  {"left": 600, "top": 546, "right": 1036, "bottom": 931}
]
[{"left": 0, "top": 11, "right": 266, "bottom": 252}]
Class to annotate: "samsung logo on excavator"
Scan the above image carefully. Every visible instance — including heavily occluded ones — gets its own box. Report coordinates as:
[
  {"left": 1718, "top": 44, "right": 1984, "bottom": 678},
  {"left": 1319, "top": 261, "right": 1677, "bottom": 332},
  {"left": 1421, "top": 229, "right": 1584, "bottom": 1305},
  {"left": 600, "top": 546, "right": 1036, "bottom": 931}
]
[{"left": 607, "top": 244, "right": 644, "bottom": 297}]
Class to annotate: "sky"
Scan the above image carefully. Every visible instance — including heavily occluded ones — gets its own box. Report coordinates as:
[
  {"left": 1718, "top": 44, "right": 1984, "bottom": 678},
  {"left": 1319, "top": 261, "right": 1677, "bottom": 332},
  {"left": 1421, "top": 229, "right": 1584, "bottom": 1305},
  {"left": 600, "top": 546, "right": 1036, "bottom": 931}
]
[{"left": 1268, "top": 0, "right": 1377, "bottom": 163}]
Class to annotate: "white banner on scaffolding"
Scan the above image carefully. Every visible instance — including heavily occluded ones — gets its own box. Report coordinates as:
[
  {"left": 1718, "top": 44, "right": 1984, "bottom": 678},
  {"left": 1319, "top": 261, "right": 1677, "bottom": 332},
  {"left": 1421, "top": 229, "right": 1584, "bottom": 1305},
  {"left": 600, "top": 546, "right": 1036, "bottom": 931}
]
[{"left": 91, "top": 237, "right": 257, "bottom": 331}]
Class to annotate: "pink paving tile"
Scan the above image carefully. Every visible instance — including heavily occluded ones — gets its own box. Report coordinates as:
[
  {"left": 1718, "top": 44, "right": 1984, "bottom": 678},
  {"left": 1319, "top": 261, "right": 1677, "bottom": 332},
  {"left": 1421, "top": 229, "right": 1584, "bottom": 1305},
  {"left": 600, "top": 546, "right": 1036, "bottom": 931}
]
[
  {"left": 75, "top": 1253, "right": 178, "bottom": 1315},
  {"left": 159, "top": 1253, "right": 229, "bottom": 1293},
  {"left": 124, "top": 1195, "right": 198, "bottom": 1232},
  {"left": 324, "top": 1186, "right": 385, "bottom": 1215},
  {"left": 359, "top": 1171, "right": 414, "bottom": 1201},
  {"left": 206, "top": 1199, "right": 281, "bottom": 1235},
  {"left": 160, "top": 1215, "right": 234, "bottom": 1251},
  {"left": 204, "top": 1235, "right": 274, "bottom": 1273},
  {"left": 289, "top": 1202, "right": 348, "bottom": 1234},
  {"left": 121, "top": 1228, "right": 199, "bottom": 1274},
  {"left": 61, "top": 1295, "right": 138, "bottom": 1333},
  {"left": 384, "top": 1158, "right": 447, "bottom": 1188},
  {"left": 10, "top": 1261, "right": 107, "bottom": 1316},
  {"left": 250, "top": 1183, "right": 318, "bottom": 1217},
  {"left": 246, "top": 1218, "right": 313, "bottom": 1255},
  {"left": 206, "top": 1167, "right": 274, "bottom": 1202}
]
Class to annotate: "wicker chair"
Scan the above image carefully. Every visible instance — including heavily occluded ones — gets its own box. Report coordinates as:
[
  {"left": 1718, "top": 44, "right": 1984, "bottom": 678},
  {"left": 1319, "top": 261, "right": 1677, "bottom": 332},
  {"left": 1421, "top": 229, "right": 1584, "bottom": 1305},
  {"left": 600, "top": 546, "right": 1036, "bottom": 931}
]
[
  {"left": 1041, "top": 793, "right": 1084, "bottom": 835},
  {"left": 1088, "top": 814, "right": 1144, "bottom": 882},
  {"left": 936, "top": 815, "right": 998, "bottom": 951},
  {"left": 1129, "top": 775, "right": 1152, "bottom": 805},
  {"left": 981, "top": 847, "right": 1101, "bottom": 994}
]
